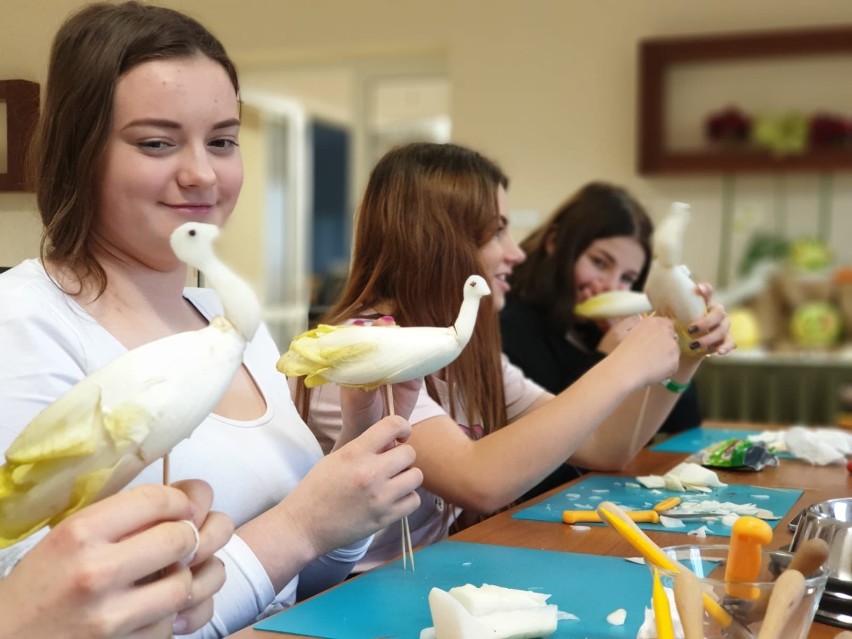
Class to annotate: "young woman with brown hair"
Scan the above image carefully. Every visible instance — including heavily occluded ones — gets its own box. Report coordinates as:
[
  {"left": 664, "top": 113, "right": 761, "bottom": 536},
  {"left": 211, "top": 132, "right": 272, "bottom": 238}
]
[
  {"left": 0, "top": 3, "right": 420, "bottom": 636},
  {"left": 295, "top": 142, "right": 733, "bottom": 571}
]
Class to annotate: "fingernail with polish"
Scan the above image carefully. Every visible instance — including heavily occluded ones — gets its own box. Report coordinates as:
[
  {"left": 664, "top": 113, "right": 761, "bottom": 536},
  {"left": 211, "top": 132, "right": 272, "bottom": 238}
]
[
  {"left": 352, "top": 319, "right": 366, "bottom": 326},
  {"left": 381, "top": 315, "right": 394, "bottom": 322},
  {"left": 689, "top": 341, "right": 700, "bottom": 350},
  {"left": 687, "top": 325, "right": 699, "bottom": 334}
]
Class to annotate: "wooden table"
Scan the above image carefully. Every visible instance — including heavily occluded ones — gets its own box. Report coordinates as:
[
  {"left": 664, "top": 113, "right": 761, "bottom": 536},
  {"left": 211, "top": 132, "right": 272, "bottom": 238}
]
[{"left": 229, "top": 421, "right": 851, "bottom": 638}]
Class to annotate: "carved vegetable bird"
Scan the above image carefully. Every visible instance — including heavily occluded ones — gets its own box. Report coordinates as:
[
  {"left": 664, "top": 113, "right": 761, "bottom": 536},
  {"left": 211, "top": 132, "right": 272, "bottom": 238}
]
[
  {"left": 278, "top": 275, "right": 491, "bottom": 389},
  {"left": 574, "top": 202, "right": 707, "bottom": 352},
  {"left": 0, "top": 222, "right": 260, "bottom": 548},
  {"left": 643, "top": 202, "right": 707, "bottom": 351}
]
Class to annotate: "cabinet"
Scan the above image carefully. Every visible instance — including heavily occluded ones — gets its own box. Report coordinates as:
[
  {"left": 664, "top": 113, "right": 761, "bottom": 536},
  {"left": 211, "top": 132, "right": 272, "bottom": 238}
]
[
  {"left": 695, "top": 351, "right": 852, "bottom": 425},
  {"left": 638, "top": 26, "right": 852, "bottom": 175}
]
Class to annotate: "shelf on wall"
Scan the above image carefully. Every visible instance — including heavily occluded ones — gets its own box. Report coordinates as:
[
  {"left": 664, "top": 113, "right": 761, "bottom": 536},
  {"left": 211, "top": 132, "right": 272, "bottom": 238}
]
[
  {"left": 647, "top": 148, "right": 852, "bottom": 175},
  {"left": 638, "top": 25, "right": 852, "bottom": 175}
]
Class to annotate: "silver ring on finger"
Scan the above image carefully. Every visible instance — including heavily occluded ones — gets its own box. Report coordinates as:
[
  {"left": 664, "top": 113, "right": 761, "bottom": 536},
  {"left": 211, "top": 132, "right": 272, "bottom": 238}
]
[{"left": 178, "top": 519, "right": 200, "bottom": 566}]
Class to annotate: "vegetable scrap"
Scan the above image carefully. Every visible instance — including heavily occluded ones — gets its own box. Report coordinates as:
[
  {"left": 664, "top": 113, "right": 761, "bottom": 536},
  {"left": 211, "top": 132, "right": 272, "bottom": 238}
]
[
  {"left": 637, "top": 462, "right": 727, "bottom": 493},
  {"left": 606, "top": 608, "right": 627, "bottom": 626},
  {"left": 420, "top": 583, "right": 566, "bottom": 639}
]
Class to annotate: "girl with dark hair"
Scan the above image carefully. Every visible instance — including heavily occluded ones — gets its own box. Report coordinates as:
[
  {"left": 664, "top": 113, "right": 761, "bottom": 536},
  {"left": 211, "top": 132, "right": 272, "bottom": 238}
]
[{"left": 501, "top": 182, "right": 705, "bottom": 500}]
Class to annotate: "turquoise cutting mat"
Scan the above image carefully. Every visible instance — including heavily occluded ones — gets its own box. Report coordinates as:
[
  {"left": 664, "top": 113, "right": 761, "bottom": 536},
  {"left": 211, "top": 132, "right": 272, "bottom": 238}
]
[
  {"left": 651, "top": 427, "right": 762, "bottom": 452},
  {"left": 651, "top": 427, "right": 791, "bottom": 458},
  {"left": 255, "top": 540, "right": 652, "bottom": 638},
  {"left": 512, "top": 474, "right": 802, "bottom": 537}
]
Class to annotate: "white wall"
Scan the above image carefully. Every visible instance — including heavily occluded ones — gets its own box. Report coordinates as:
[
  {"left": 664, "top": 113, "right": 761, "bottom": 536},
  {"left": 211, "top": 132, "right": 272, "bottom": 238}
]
[{"left": 3, "top": 0, "right": 852, "bottom": 286}]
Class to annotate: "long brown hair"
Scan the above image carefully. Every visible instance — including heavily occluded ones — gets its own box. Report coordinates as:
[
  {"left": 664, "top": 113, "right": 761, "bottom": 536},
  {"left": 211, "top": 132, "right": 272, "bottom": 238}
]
[
  {"left": 298, "top": 142, "right": 509, "bottom": 434},
  {"left": 29, "top": 1, "right": 239, "bottom": 297},
  {"left": 508, "top": 181, "right": 653, "bottom": 335}
]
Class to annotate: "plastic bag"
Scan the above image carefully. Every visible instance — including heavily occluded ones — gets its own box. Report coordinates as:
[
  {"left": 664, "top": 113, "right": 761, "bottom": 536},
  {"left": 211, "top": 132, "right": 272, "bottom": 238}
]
[{"left": 699, "top": 437, "right": 779, "bottom": 471}]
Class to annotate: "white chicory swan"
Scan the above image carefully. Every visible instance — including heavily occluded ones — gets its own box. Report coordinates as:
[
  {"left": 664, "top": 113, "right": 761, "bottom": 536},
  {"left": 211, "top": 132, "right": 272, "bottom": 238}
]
[
  {"left": 574, "top": 202, "right": 707, "bottom": 352},
  {"left": 279, "top": 273, "right": 490, "bottom": 572},
  {"left": 0, "top": 222, "right": 260, "bottom": 548},
  {"left": 277, "top": 274, "right": 491, "bottom": 389},
  {"left": 643, "top": 202, "right": 707, "bottom": 351}
]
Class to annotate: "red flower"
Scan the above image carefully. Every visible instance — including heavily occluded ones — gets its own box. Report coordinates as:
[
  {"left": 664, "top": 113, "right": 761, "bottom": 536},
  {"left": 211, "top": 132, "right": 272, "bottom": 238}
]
[
  {"left": 706, "top": 106, "right": 752, "bottom": 143},
  {"left": 809, "top": 112, "right": 850, "bottom": 148}
]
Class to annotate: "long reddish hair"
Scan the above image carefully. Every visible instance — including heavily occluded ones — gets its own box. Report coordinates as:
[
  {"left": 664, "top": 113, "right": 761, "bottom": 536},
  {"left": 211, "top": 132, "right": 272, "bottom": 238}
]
[{"left": 297, "top": 142, "right": 509, "bottom": 433}]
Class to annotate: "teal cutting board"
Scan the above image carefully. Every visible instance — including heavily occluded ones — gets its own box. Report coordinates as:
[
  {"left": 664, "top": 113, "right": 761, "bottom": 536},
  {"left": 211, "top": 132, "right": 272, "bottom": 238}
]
[
  {"left": 255, "top": 540, "right": 652, "bottom": 638},
  {"left": 651, "top": 427, "right": 763, "bottom": 452},
  {"left": 512, "top": 474, "right": 802, "bottom": 537},
  {"left": 651, "top": 427, "right": 791, "bottom": 458}
]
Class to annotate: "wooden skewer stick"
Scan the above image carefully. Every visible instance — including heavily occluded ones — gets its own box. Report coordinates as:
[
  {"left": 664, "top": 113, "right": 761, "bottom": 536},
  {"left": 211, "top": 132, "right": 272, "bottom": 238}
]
[
  {"left": 155, "top": 454, "right": 173, "bottom": 584},
  {"left": 162, "top": 453, "right": 170, "bottom": 485},
  {"left": 626, "top": 311, "right": 655, "bottom": 457},
  {"left": 628, "top": 385, "right": 652, "bottom": 456},
  {"left": 385, "top": 384, "right": 415, "bottom": 571}
]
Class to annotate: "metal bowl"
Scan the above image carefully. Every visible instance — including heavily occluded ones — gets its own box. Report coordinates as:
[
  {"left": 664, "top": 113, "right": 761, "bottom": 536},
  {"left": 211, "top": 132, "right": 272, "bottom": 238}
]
[{"left": 790, "top": 497, "right": 852, "bottom": 583}]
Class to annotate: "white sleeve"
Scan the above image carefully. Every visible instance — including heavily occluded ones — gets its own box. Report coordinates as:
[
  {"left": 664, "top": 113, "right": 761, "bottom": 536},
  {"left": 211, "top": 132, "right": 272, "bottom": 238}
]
[
  {"left": 180, "top": 534, "right": 284, "bottom": 638},
  {"left": 295, "top": 535, "right": 373, "bottom": 601},
  {"left": 180, "top": 534, "right": 374, "bottom": 638}
]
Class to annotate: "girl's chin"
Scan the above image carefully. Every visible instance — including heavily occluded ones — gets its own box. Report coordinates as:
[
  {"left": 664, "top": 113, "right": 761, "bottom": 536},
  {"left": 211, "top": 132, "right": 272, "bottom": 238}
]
[{"left": 491, "top": 292, "right": 505, "bottom": 312}]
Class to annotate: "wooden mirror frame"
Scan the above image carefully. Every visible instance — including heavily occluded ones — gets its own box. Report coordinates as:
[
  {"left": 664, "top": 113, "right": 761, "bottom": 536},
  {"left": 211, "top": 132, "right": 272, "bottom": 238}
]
[
  {"left": 0, "top": 80, "right": 40, "bottom": 191},
  {"left": 638, "top": 26, "right": 852, "bottom": 175}
]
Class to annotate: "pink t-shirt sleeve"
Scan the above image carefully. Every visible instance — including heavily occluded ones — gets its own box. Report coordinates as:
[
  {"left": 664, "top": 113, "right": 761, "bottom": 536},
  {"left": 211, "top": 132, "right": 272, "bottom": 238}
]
[
  {"left": 406, "top": 355, "right": 546, "bottom": 429},
  {"left": 502, "top": 353, "right": 547, "bottom": 421},
  {"left": 408, "top": 384, "right": 447, "bottom": 425}
]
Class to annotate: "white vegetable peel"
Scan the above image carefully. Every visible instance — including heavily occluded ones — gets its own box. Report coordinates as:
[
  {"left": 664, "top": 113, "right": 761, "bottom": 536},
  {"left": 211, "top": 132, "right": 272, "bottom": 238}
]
[{"left": 424, "top": 583, "right": 559, "bottom": 639}]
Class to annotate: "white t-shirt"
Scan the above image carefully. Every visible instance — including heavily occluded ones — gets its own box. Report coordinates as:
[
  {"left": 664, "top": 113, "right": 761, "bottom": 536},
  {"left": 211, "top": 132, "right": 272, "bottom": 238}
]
[
  {"left": 303, "top": 349, "right": 545, "bottom": 572},
  {"left": 0, "top": 259, "right": 369, "bottom": 638}
]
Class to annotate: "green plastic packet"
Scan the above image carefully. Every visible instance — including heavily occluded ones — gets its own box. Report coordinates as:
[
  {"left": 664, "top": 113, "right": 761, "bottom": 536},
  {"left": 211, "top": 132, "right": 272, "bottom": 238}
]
[{"left": 701, "top": 437, "right": 779, "bottom": 471}]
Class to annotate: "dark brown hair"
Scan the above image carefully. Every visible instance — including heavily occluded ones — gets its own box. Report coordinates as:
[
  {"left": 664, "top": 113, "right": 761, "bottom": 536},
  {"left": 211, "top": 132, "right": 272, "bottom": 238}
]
[
  {"left": 30, "top": 1, "right": 239, "bottom": 296},
  {"left": 508, "top": 181, "right": 653, "bottom": 335},
  {"left": 298, "top": 142, "right": 510, "bottom": 434}
]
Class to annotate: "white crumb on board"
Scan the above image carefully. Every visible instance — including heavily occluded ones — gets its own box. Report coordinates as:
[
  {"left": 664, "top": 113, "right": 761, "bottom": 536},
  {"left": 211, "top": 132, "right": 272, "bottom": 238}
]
[{"left": 607, "top": 608, "right": 627, "bottom": 625}]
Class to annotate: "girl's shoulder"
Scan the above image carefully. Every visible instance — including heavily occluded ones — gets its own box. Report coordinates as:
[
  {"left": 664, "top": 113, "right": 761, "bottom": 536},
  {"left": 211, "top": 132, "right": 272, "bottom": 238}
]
[
  {"left": 0, "top": 259, "right": 55, "bottom": 295},
  {"left": 0, "top": 259, "right": 88, "bottom": 326}
]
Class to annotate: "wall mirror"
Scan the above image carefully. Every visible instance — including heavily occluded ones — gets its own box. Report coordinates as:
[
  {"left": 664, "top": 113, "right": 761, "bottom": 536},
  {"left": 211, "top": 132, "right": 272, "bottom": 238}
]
[{"left": 0, "top": 80, "right": 39, "bottom": 191}]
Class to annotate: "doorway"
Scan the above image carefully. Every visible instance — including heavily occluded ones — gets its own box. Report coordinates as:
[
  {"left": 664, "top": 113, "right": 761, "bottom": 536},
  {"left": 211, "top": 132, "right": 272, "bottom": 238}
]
[{"left": 238, "top": 58, "right": 450, "bottom": 348}]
